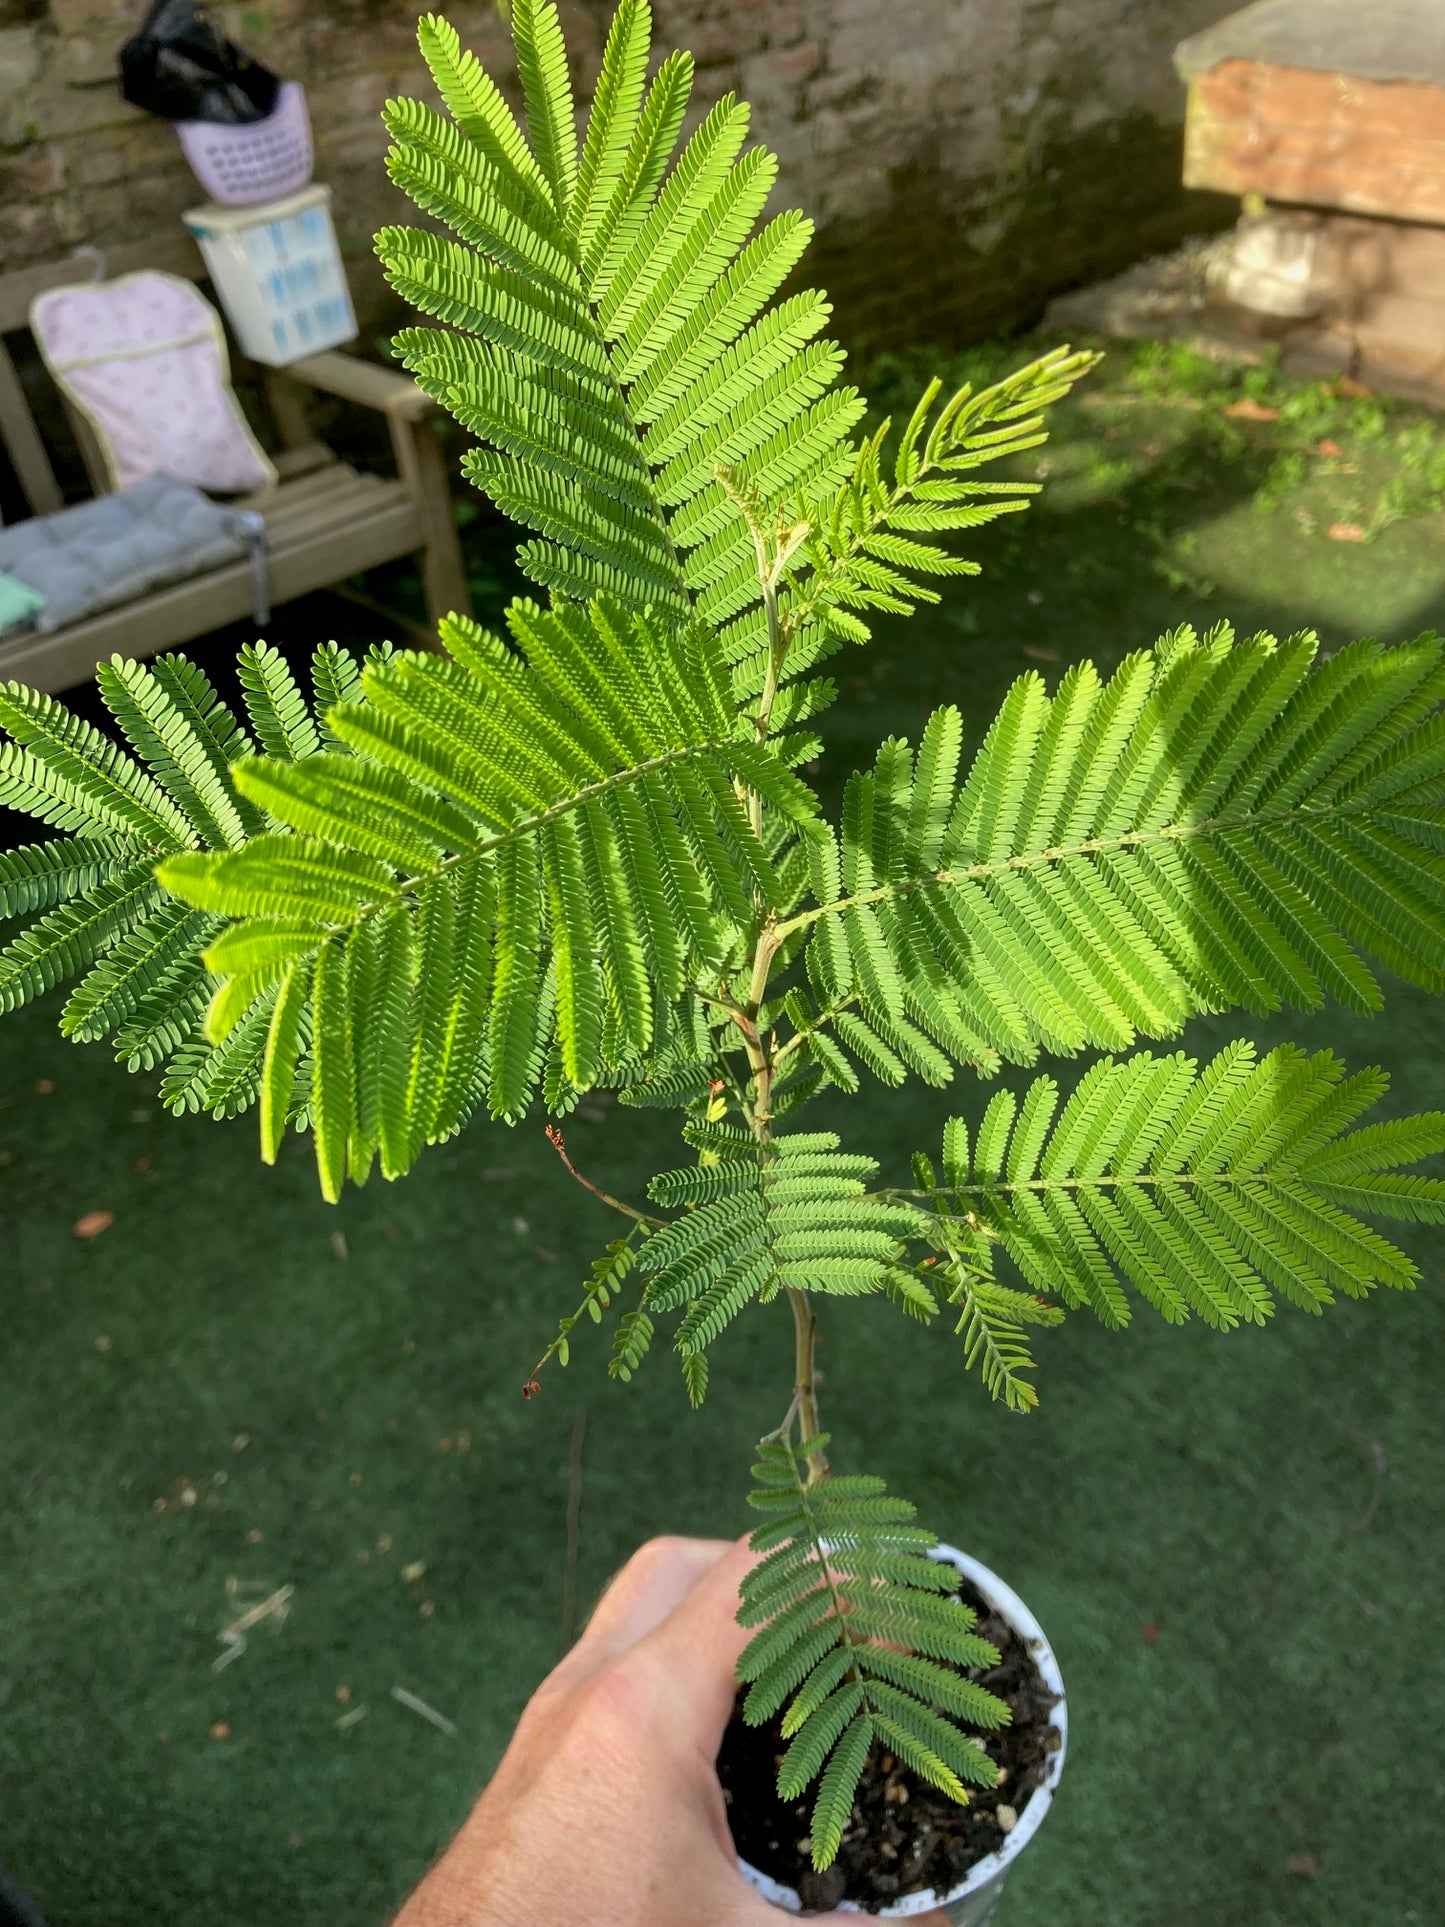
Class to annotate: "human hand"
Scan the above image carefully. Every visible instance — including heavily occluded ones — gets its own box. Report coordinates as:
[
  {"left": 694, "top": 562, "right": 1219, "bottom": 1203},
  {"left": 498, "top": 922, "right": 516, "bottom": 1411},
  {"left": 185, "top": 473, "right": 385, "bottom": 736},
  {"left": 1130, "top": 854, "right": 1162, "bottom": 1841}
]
[{"left": 393, "top": 1534, "right": 950, "bottom": 1926}]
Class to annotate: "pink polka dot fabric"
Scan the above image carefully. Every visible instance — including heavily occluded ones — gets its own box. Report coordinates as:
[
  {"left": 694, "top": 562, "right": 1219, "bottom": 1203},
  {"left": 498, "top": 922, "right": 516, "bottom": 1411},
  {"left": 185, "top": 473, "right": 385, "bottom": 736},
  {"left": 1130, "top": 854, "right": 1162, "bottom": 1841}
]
[{"left": 31, "top": 271, "right": 276, "bottom": 495}]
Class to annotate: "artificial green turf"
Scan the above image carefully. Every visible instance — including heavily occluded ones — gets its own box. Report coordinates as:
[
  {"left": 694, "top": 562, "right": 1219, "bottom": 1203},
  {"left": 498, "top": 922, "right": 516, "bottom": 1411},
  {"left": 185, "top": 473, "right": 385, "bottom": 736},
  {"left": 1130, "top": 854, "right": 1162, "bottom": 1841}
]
[{"left": 3, "top": 339, "right": 1445, "bottom": 1926}]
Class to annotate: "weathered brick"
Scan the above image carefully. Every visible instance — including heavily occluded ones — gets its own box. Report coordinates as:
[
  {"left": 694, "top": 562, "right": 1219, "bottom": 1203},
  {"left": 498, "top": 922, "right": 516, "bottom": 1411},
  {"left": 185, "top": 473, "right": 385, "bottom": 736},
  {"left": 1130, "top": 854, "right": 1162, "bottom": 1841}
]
[
  {"left": 0, "top": 142, "right": 63, "bottom": 197},
  {"left": 769, "top": 39, "right": 821, "bottom": 83},
  {"left": 53, "top": 181, "right": 126, "bottom": 245},
  {"left": 47, "top": 0, "right": 135, "bottom": 34},
  {"left": 53, "top": 32, "right": 121, "bottom": 87},
  {"left": 0, "top": 22, "right": 42, "bottom": 89},
  {"left": 766, "top": 9, "right": 806, "bottom": 49},
  {"left": 28, "top": 72, "right": 148, "bottom": 141},
  {"left": 0, "top": 199, "right": 65, "bottom": 264},
  {"left": 1, "top": 0, "right": 1227, "bottom": 350},
  {"left": 805, "top": 70, "right": 877, "bottom": 114},
  {"left": 0, "top": 23, "right": 43, "bottom": 145},
  {"left": 307, "top": 71, "right": 393, "bottom": 124}
]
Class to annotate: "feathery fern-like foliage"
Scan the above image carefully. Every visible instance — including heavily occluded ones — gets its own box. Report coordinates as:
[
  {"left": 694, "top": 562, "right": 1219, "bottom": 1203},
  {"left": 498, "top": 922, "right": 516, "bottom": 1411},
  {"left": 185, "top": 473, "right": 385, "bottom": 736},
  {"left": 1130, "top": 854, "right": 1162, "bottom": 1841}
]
[
  {"left": 155, "top": 599, "right": 819, "bottom": 1194},
  {"left": 378, "top": 7, "right": 1090, "bottom": 711},
  {"left": 0, "top": 647, "right": 357, "bottom": 1101},
  {"left": 788, "top": 626, "right": 1445, "bottom": 1069},
  {"left": 640, "top": 1124, "right": 930, "bottom": 1356},
  {"left": 381, "top": 1, "right": 862, "bottom": 636},
  {"left": 723, "top": 347, "right": 1094, "bottom": 698},
  {"left": 920, "top": 1043, "right": 1445, "bottom": 1335},
  {"left": 739, "top": 1436, "right": 1005, "bottom": 1871}
]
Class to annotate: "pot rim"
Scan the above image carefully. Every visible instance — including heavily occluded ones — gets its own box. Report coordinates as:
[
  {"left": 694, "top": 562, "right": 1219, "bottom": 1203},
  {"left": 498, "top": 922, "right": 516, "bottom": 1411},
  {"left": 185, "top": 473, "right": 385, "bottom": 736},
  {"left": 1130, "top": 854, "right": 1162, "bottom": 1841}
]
[{"left": 735, "top": 1542, "right": 1067, "bottom": 1918}]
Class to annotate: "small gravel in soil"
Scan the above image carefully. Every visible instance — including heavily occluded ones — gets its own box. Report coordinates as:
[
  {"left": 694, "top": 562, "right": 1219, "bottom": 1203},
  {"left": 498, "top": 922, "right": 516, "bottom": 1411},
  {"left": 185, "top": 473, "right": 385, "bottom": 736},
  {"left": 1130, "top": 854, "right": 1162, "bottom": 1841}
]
[{"left": 716, "top": 1576, "right": 1062, "bottom": 1914}]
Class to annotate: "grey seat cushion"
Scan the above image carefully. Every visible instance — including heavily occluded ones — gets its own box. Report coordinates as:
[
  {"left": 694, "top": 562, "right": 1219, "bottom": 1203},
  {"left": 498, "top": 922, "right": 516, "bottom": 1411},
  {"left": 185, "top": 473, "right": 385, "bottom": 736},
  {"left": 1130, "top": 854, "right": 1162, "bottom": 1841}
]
[{"left": 0, "top": 476, "right": 261, "bottom": 635}]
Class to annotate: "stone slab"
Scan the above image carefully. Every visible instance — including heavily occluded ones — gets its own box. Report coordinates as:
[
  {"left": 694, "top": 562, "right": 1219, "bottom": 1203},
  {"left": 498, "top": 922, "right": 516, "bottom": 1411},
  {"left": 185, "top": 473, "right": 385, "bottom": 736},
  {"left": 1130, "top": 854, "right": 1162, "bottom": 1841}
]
[{"left": 1175, "top": 0, "right": 1445, "bottom": 89}]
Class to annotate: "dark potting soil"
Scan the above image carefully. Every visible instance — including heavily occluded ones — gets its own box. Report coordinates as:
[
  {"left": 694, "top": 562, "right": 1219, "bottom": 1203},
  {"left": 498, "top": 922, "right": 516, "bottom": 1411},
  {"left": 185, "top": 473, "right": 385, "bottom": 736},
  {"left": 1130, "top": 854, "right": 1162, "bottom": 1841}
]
[{"left": 716, "top": 1575, "right": 1062, "bottom": 1915}]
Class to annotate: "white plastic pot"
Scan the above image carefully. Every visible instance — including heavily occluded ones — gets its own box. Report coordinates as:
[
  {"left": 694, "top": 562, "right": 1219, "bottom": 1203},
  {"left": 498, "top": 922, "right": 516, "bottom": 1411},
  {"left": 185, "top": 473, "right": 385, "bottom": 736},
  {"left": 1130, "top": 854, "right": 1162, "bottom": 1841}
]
[{"left": 737, "top": 1545, "right": 1066, "bottom": 1924}]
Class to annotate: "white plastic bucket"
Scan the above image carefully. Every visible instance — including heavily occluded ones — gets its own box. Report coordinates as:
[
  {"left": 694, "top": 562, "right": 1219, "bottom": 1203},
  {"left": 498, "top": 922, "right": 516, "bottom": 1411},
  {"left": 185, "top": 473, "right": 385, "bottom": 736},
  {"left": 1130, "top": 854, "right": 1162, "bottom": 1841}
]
[
  {"left": 184, "top": 184, "right": 358, "bottom": 368},
  {"left": 738, "top": 1544, "right": 1066, "bottom": 1923},
  {"left": 176, "top": 80, "right": 314, "bottom": 208}
]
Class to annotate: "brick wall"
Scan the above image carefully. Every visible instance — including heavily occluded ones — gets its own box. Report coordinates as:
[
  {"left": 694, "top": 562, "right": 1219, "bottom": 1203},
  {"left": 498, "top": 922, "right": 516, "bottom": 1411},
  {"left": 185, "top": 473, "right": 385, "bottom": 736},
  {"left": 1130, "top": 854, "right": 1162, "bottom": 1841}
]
[{"left": 1, "top": 0, "right": 1232, "bottom": 345}]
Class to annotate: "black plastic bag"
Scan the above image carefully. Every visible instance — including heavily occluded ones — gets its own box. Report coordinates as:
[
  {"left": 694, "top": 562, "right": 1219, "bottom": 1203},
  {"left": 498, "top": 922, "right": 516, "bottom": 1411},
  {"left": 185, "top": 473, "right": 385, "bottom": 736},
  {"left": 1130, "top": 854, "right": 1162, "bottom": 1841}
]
[{"left": 120, "top": 0, "right": 280, "bottom": 125}]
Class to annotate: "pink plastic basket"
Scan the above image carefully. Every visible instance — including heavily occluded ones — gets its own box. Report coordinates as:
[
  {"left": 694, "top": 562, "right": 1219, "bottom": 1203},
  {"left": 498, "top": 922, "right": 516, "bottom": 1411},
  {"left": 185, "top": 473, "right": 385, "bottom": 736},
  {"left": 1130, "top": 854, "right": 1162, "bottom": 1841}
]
[{"left": 176, "top": 80, "right": 313, "bottom": 207}]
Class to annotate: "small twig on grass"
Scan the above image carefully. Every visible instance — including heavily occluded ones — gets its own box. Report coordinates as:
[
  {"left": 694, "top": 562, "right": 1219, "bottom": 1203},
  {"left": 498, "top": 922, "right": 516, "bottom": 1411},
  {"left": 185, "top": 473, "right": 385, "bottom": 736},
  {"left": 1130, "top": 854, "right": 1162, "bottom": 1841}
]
[
  {"left": 212, "top": 1582, "right": 294, "bottom": 1669},
  {"left": 390, "top": 1685, "right": 457, "bottom": 1735},
  {"left": 1337, "top": 1423, "right": 1389, "bottom": 1536},
  {"left": 559, "top": 1409, "right": 587, "bottom": 1654}
]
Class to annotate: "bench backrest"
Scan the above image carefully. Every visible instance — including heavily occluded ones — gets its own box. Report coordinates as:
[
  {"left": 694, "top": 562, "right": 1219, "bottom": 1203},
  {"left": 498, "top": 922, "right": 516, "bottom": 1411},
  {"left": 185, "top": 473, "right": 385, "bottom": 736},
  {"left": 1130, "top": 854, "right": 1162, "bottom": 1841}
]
[{"left": 0, "top": 231, "right": 208, "bottom": 521}]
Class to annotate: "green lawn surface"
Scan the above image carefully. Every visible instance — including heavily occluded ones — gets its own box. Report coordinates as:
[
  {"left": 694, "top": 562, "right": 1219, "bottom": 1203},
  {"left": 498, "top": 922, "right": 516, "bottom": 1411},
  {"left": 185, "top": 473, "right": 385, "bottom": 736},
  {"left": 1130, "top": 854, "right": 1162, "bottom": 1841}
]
[{"left": 2, "top": 337, "right": 1444, "bottom": 1925}]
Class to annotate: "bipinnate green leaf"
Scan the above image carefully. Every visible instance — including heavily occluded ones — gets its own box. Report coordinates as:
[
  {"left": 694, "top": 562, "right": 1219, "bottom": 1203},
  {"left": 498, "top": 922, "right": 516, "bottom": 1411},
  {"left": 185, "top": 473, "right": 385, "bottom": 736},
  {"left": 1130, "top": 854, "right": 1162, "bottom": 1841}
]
[
  {"left": 787, "top": 628, "right": 1445, "bottom": 1069},
  {"left": 929, "top": 1043, "right": 1445, "bottom": 1339},
  {"left": 379, "top": 5, "right": 875, "bottom": 655},
  {"left": 639, "top": 1128, "right": 930, "bottom": 1355},
  {"left": 738, "top": 1436, "right": 1004, "bottom": 1871},
  {"left": 155, "top": 598, "right": 815, "bottom": 1187},
  {"left": 0, "top": 652, "right": 351, "bottom": 1116}
]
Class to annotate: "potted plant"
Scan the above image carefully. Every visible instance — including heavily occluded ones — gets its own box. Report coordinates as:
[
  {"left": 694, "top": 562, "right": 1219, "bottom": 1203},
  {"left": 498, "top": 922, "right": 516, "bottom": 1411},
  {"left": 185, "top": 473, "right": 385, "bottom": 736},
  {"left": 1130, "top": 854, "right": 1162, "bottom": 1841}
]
[{"left": 3, "top": 3, "right": 1443, "bottom": 1915}]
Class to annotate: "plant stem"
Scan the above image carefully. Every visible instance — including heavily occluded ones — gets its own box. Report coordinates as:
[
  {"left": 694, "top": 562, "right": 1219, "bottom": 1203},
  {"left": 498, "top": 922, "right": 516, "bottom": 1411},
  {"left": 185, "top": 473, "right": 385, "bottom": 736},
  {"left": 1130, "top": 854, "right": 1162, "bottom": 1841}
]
[
  {"left": 714, "top": 474, "right": 833, "bottom": 1480},
  {"left": 544, "top": 1125, "right": 663, "bottom": 1228},
  {"left": 787, "top": 1285, "right": 828, "bottom": 1481},
  {"left": 749, "top": 556, "right": 786, "bottom": 843},
  {"left": 734, "top": 854, "right": 830, "bottom": 1482}
]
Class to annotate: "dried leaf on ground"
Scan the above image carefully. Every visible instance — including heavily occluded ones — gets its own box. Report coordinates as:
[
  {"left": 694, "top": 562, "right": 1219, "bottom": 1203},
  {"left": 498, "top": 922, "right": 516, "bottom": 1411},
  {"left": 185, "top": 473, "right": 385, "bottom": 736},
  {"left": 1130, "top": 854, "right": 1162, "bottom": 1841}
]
[{"left": 1223, "top": 397, "right": 1280, "bottom": 421}]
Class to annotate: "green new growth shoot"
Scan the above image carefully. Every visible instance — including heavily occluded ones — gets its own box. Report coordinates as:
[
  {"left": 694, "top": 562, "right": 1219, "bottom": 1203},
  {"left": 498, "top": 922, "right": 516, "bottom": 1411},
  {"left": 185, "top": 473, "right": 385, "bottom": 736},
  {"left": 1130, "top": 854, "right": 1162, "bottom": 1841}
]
[{"left": 3, "top": 1, "right": 1444, "bottom": 1875}]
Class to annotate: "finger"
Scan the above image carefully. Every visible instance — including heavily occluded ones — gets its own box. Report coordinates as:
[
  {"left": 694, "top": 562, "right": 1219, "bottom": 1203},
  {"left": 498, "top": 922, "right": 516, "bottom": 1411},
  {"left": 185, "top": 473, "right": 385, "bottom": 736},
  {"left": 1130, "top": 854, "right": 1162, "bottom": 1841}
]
[
  {"left": 627, "top": 1535, "right": 760, "bottom": 1753},
  {"left": 549, "top": 1536, "right": 734, "bottom": 1692}
]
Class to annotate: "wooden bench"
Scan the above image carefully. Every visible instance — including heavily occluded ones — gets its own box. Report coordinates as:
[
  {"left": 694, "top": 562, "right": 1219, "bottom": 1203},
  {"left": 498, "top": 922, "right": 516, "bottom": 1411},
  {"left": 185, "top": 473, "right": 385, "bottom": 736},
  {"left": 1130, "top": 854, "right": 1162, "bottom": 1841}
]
[{"left": 0, "top": 229, "right": 470, "bottom": 694}]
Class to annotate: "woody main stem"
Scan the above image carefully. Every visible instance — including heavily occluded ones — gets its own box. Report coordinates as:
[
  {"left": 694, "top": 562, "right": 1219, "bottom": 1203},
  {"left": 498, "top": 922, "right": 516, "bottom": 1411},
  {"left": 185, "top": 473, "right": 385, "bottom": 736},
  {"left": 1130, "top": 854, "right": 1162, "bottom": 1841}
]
[
  {"left": 787, "top": 1287, "right": 826, "bottom": 1482},
  {"left": 739, "top": 920, "right": 830, "bottom": 1485}
]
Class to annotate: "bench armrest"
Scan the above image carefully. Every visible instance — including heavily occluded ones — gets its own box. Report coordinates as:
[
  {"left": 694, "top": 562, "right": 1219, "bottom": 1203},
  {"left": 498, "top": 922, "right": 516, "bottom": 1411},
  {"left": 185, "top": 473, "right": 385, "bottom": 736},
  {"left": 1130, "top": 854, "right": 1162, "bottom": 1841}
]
[
  {"left": 285, "top": 350, "right": 435, "bottom": 423},
  {"left": 273, "top": 348, "right": 471, "bottom": 626}
]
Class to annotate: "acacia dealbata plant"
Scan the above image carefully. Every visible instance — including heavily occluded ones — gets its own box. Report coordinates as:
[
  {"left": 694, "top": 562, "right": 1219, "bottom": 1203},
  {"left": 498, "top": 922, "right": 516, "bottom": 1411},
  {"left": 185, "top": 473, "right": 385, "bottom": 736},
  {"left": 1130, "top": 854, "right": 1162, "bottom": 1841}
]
[{"left": 4, "top": 2, "right": 1445, "bottom": 1871}]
